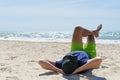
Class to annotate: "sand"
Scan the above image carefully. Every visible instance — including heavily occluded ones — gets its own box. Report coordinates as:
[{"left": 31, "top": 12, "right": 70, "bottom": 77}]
[{"left": 0, "top": 40, "right": 120, "bottom": 80}]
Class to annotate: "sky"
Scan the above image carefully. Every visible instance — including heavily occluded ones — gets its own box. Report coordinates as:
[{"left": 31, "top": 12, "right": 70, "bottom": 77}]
[{"left": 0, "top": 0, "right": 120, "bottom": 32}]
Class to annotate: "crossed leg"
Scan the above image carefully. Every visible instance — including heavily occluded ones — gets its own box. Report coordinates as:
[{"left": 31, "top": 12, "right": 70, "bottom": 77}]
[
  {"left": 72, "top": 24, "right": 102, "bottom": 44},
  {"left": 71, "top": 26, "right": 94, "bottom": 44}
]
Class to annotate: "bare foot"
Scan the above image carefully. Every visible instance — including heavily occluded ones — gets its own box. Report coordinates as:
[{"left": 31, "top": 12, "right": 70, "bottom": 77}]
[{"left": 93, "top": 24, "right": 102, "bottom": 38}]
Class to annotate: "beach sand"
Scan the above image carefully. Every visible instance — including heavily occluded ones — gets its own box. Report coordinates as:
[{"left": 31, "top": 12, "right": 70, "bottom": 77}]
[{"left": 0, "top": 40, "right": 120, "bottom": 80}]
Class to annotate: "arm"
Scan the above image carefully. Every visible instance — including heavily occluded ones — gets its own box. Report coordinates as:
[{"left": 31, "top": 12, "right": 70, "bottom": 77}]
[
  {"left": 38, "top": 60, "right": 65, "bottom": 74},
  {"left": 71, "top": 57, "right": 102, "bottom": 75}
]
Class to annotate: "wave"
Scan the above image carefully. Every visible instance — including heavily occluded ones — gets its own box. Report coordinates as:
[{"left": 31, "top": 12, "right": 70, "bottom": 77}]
[{"left": 0, "top": 31, "right": 120, "bottom": 44}]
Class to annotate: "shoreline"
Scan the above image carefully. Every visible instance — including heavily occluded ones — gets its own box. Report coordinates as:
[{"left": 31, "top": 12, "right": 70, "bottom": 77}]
[
  {"left": 0, "top": 39, "right": 120, "bottom": 45},
  {"left": 0, "top": 40, "right": 120, "bottom": 80}
]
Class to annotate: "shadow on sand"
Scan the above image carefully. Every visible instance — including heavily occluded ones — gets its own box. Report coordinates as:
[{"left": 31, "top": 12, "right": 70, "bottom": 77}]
[
  {"left": 63, "top": 74, "right": 80, "bottom": 80},
  {"left": 63, "top": 74, "right": 106, "bottom": 80},
  {"left": 39, "top": 70, "right": 106, "bottom": 80},
  {"left": 63, "top": 70, "right": 106, "bottom": 80},
  {"left": 39, "top": 71, "right": 58, "bottom": 76}
]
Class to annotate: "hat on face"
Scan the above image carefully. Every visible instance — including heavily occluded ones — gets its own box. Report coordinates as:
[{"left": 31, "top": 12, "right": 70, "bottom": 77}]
[{"left": 62, "top": 55, "right": 78, "bottom": 74}]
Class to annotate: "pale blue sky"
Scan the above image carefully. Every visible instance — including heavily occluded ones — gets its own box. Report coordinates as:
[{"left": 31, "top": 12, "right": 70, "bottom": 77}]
[{"left": 0, "top": 0, "right": 120, "bottom": 32}]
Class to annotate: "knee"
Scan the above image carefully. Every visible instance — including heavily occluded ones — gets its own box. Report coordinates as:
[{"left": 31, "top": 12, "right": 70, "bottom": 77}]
[{"left": 74, "top": 26, "right": 83, "bottom": 30}]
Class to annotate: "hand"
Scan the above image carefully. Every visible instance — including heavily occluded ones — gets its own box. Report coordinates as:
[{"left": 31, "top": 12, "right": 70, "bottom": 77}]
[{"left": 57, "top": 69, "right": 66, "bottom": 75}]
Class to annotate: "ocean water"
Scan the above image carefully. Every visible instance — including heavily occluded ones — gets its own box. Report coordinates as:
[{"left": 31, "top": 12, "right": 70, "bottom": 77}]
[{"left": 0, "top": 31, "right": 120, "bottom": 44}]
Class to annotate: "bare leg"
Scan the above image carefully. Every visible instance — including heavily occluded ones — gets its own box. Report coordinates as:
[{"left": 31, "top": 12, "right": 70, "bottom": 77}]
[
  {"left": 72, "top": 26, "right": 94, "bottom": 44},
  {"left": 93, "top": 24, "right": 102, "bottom": 38},
  {"left": 71, "top": 26, "right": 97, "bottom": 52},
  {"left": 87, "top": 35, "right": 95, "bottom": 43},
  {"left": 87, "top": 24, "right": 102, "bottom": 43},
  {"left": 71, "top": 27, "right": 83, "bottom": 44},
  {"left": 86, "top": 24, "right": 102, "bottom": 43},
  {"left": 72, "top": 24, "right": 102, "bottom": 44}
]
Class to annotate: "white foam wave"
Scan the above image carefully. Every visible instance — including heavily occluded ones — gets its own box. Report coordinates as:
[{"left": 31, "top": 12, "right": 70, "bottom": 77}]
[{"left": 0, "top": 38, "right": 120, "bottom": 44}]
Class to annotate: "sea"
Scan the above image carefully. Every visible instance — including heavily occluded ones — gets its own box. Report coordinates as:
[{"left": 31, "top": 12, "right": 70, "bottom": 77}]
[{"left": 0, "top": 31, "right": 120, "bottom": 44}]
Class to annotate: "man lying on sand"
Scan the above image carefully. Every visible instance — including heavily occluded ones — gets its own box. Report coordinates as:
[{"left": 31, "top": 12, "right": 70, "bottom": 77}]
[{"left": 38, "top": 24, "right": 102, "bottom": 75}]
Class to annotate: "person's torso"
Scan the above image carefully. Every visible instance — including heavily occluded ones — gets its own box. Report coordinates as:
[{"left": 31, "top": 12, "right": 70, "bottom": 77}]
[{"left": 65, "top": 51, "right": 90, "bottom": 60}]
